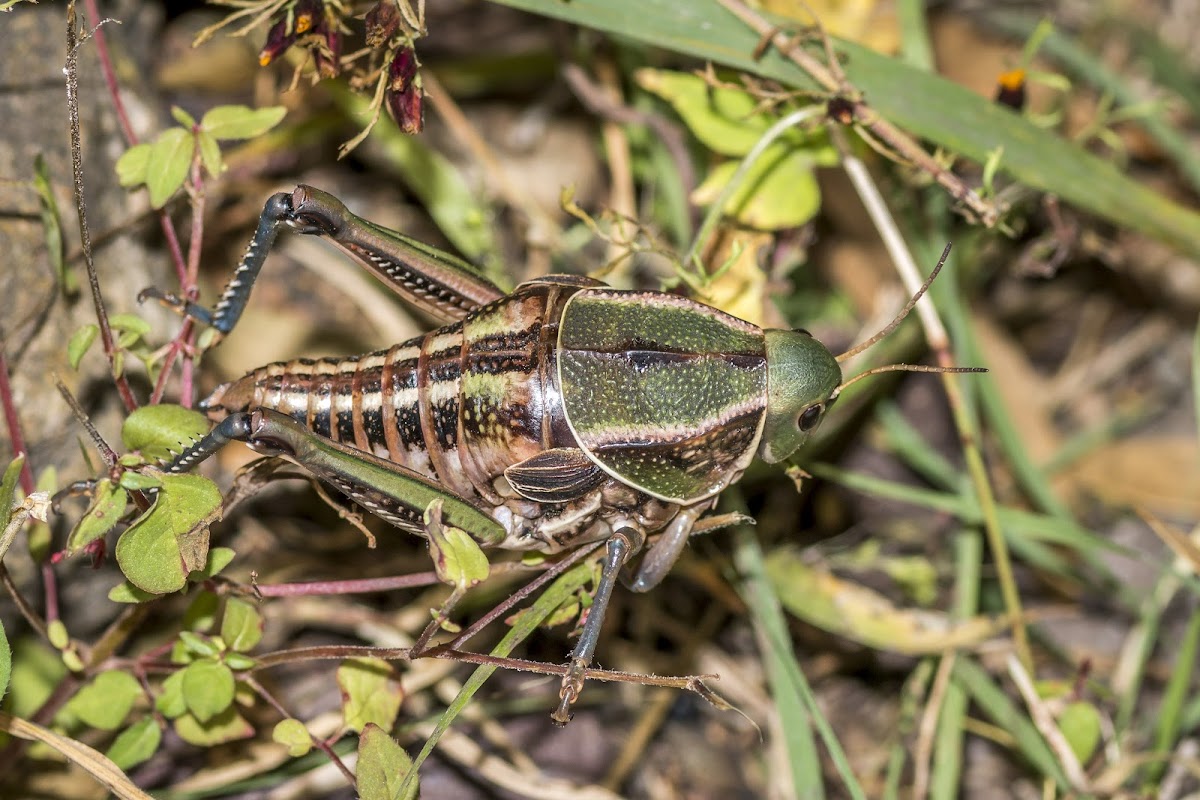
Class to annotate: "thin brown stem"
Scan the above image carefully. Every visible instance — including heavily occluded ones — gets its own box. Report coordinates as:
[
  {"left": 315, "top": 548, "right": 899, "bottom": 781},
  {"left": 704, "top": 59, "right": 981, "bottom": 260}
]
[
  {"left": 243, "top": 675, "right": 357, "bottom": 785},
  {"left": 251, "top": 571, "right": 445, "bottom": 597},
  {"left": 65, "top": 2, "right": 138, "bottom": 413},
  {"left": 54, "top": 376, "right": 118, "bottom": 468},
  {"left": 250, "top": 645, "right": 414, "bottom": 671},
  {"left": 0, "top": 564, "right": 48, "bottom": 641}
]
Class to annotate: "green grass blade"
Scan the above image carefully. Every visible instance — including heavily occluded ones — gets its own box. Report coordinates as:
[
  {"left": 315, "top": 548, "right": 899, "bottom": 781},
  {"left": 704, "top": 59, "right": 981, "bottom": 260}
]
[
  {"left": 734, "top": 524, "right": 864, "bottom": 799},
  {"left": 488, "top": 0, "right": 1200, "bottom": 259},
  {"left": 950, "top": 658, "right": 1070, "bottom": 789},
  {"left": 930, "top": 531, "right": 982, "bottom": 800},
  {"left": 1145, "top": 609, "right": 1200, "bottom": 788}
]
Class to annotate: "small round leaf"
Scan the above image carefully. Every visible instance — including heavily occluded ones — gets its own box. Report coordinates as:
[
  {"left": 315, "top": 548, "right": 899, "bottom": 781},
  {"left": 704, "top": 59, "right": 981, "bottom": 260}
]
[
  {"left": 181, "top": 660, "right": 235, "bottom": 723},
  {"left": 273, "top": 719, "right": 312, "bottom": 757}
]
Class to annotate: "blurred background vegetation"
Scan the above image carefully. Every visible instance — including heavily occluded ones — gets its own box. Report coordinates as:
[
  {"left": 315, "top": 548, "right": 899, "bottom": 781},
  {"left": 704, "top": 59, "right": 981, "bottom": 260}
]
[{"left": 1, "top": 0, "right": 1200, "bottom": 797}]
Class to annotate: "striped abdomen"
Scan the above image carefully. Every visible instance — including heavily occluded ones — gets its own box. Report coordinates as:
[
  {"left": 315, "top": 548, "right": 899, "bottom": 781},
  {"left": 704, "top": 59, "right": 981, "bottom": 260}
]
[{"left": 201, "top": 282, "right": 579, "bottom": 507}]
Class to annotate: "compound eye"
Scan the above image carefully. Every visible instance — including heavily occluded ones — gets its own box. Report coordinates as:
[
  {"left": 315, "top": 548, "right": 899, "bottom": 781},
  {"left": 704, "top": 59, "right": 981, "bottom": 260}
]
[{"left": 797, "top": 403, "right": 824, "bottom": 432}]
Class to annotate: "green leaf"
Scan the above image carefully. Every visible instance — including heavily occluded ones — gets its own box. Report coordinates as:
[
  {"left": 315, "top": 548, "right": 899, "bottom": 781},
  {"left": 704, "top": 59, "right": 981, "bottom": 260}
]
[
  {"left": 33, "top": 154, "right": 72, "bottom": 294},
  {"left": 182, "top": 592, "right": 220, "bottom": 633},
  {"left": 156, "top": 671, "right": 187, "bottom": 719},
  {"left": 114, "top": 473, "right": 221, "bottom": 595},
  {"left": 424, "top": 500, "right": 489, "bottom": 591},
  {"left": 65, "top": 479, "right": 128, "bottom": 554},
  {"left": 119, "top": 471, "right": 163, "bottom": 491},
  {"left": 66, "top": 324, "right": 99, "bottom": 370},
  {"left": 115, "top": 143, "right": 151, "bottom": 187},
  {"left": 223, "top": 653, "right": 255, "bottom": 670},
  {"left": 198, "top": 547, "right": 236, "bottom": 578},
  {"left": 490, "top": 0, "right": 1200, "bottom": 260},
  {"left": 220, "top": 598, "right": 263, "bottom": 653},
  {"left": 174, "top": 707, "right": 254, "bottom": 747},
  {"left": 66, "top": 670, "right": 141, "bottom": 730},
  {"left": 200, "top": 105, "right": 287, "bottom": 141},
  {"left": 146, "top": 127, "right": 193, "bottom": 208},
  {"left": 47, "top": 620, "right": 69, "bottom": 650},
  {"left": 6, "top": 639, "right": 66, "bottom": 718},
  {"left": 0, "top": 620, "right": 10, "bottom": 702},
  {"left": 638, "top": 68, "right": 783, "bottom": 156},
  {"left": 196, "top": 129, "right": 223, "bottom": 178},
  {"left": 122, "top": 404, "right": 211, "bottom": 463},
  {"left": 272, "top": 719, "right": 312, "bottom": 757},
  {"left": 106, "top": 717, "right": 162, "bottom": 770},
  {"left": 0, "top": 455, "right": 25, "bottom": 535},
  {"left": 110, "top": 313, "right": 152, "bottom": 350},
  {"left": 357, "top": 724, "right": 417, "bottom": 800},
  {"left": 178, "top": 631, "right": 219, "bottom": 658},
  {"left": 692, "top": 145, "right": 823, "bottom": 230},
  {"left": 337, "top": 657, "right": 403, "bottom": 734},
  {"left": 171, "top": 106, "right": 197, "bottom": 128},
  {"left": 108, "top": 581, "right": 159, "bottom": 604},
  {"left": 1057, "top": 701, "right": 1102, "bottom": 764},
  {"left": 180, "top": 660, "right": 235, "bottom": 723}
]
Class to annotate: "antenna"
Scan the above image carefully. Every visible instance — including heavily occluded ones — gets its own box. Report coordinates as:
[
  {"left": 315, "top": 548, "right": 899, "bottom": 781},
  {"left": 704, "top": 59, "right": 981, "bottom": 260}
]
[
  {"left": 835, "top": 243, "right": 953, "bottom": 363},
  {"left": 830, "top": 363, "right": 987, "bottom": 402}
]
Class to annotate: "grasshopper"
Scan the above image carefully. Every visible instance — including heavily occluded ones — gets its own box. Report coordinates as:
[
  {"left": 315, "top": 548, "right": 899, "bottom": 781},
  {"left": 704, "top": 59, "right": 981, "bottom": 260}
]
[{"left": 149, "top": 185, "right": 980, "bottom": 723}]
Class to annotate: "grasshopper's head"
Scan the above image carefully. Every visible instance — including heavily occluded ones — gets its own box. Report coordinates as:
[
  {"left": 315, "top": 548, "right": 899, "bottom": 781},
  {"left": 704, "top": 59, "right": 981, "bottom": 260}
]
[{"left": 760, "top": 329, "right": 841, "bottom": 464}]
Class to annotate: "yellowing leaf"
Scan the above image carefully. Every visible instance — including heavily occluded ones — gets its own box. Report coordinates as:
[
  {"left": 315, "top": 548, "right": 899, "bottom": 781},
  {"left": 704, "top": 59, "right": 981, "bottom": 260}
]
[
  {"left": 337, "top": 657, "right": 403, "bottom": 734},
  {"left": 638, "top": 68, "right": 776, "bottom": 156},
  {"left": 425, "top": 500, "right": 489, "bottom": 591},
  {"left": 272, "top": 719, "right": 312, "bottom": 757},
  {"left": 765, "top": 547, "right": 1007, "bottom": 655},
  {"left": 692, "top": 145, "right": 824, "bottom": 230},
  {"left": 173, "top": 707, "right": 254, "bottom": 747}
]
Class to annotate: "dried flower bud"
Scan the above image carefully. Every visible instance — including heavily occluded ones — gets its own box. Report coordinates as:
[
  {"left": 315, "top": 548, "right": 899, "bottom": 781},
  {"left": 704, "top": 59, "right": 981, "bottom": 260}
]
[
  {"left": 295, "top": 0, "right": 326, "bottom": 34},
  {"left": 312, "top": 25, "right": 341, "bottom": 79},
  {"left": 365, "top": 1, "right": 401, "bottom": 47},
  {"left": 385, "top": 46, "right": 423, "bottom": 134},
  {"left": 387, "top": 46, "right": 418, "bottom": 94},
  {"left": 388, "top": 84, "right": 424, "bottom": 135},
  {"left": 258, "top": 16, "right": 297, "bottom": 66}
]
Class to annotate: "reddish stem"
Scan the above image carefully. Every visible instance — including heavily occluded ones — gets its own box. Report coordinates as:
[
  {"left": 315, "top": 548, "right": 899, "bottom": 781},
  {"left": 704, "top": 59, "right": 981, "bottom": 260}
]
[
  {"left": 244, "top": 676, "right": 357, "bottom": 786},
  {"left": 253, "top": 571, "right": 445, "bottom": 597},
  {"left": 0, "top": 348, "right": 35, "bottom": 496}
]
